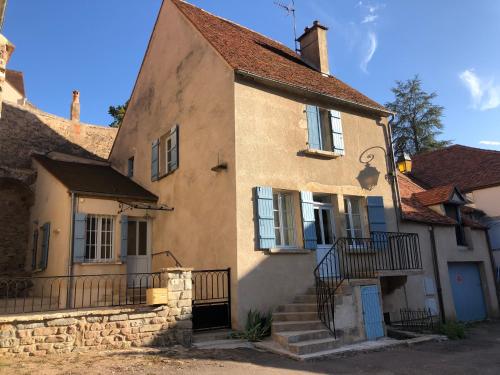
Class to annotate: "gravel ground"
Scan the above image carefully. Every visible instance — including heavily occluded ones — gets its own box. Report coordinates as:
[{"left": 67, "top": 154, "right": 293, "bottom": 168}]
[{"left": 1, "top": 321, "right": 500, "bottom": 375}]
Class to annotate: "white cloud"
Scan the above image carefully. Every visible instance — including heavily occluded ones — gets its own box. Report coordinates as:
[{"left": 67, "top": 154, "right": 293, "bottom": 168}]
[
  {"left": 479, "top": 140, "right": 500, "bottom": 146},
  {"left": 459, "top": 69, "right": 500, "bottom": 111},
  {"left": 360, "top": 32, "right": 377, "bottom": 73},
  {"left": 362, "top": 14, "right": 378, "bottom": 24}
]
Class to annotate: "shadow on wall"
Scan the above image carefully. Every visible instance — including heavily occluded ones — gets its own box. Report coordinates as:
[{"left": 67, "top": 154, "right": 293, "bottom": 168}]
[{"left": 0, "top": 103, "right": 112, "bottom": 276}]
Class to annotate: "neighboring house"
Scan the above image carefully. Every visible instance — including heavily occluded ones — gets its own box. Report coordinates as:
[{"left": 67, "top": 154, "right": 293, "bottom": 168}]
[
  {"left": 410, "top": 145, "right": 500, "bottom": 271},
  {"left": 0, "top": 60, "right": 117, "bottom": 276},
  {"left": 393, "top": 173, "right": 499, "bottom": 323}
]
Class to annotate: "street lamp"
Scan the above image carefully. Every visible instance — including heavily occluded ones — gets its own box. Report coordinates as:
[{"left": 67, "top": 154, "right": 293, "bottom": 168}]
[{"left": 397, "top": 153, "right": 412, "bottom": 174}]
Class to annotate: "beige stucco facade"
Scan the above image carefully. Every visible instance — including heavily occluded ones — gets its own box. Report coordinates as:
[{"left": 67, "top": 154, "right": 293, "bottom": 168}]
[
  {"left": 470, "top": 186, "right": 500, "bottom": 257},
  {"left": 383, "top": 220, "right": 499, "bottom": 322}
]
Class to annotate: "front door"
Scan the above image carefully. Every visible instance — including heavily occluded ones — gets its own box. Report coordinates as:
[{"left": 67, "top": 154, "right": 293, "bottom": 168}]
[
  {"left": 126, "top": 219, "right": 151, "bottom": 287},
  {"left": 314, "top": 203, "right": 338, "bottom": 276},
  {"left": 361, "top": 285, "right": 385, "bottom": 340}
]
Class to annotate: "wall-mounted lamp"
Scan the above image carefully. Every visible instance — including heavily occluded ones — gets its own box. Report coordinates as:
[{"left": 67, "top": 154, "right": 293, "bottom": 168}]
[{"left": 396, "top": 153, "right": 412, "bottom": 174}]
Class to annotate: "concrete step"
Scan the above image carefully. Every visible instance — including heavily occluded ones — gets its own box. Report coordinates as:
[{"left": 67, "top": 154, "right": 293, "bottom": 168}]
[
  {"left": 273, "top": 329, "right": 331, "bottom": 346},
  {"left": 288, "top": 337, "right": 341, "bottom": 355},
  {"left": 272, "top": 320, "right": 325, "bottom": 333},
  {"left": 276, "top": 303, "right": 317, "bottom": 313},
  {"left": 293, "top": 294, "right": 317, "bottom": 304},
  {"left": 272, "top": 311, "right": 318, "bottom": 322}
]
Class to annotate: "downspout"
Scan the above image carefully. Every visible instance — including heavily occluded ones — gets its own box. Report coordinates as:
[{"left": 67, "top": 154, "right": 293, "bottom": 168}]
[
  {"left": 386, "top": 113, "right": 401, "bottom": 232},
  {"left": 67, "top": 192, "right": 76, "bottom": 309},
  {"left": 429, "top": 225, "right": 446, "bottom": 323}
]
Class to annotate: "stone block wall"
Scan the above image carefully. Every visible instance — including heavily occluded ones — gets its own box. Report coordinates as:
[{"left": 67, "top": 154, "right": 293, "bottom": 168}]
[{"left": 0, "top": 268, "right": 193, "bottom": 356}]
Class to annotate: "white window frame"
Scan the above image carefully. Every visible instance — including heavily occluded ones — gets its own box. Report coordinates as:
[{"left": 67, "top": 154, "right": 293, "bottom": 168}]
[
  {"left": 85, "top": 215, "right": 114, "bottom": 263},
  {"left": 127, "top": 219, "right": 149, "bottom": 257},
  {"left": 344, "top": 197, "right": 364, "bottom": 246},
  {"left": 273, "top": 192, "right": 296, "bottom": 248},
  {"left": 164, "top": 129, "right": 177, "bottom": 175}
]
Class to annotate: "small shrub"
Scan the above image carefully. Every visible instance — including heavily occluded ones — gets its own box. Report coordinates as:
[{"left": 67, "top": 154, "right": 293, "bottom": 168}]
[
  {"left": 438, "top": 321, "right": 466, "bottom": 340},
  {"left": 232, "top": 310, "right": 272, "bottom": 342}
]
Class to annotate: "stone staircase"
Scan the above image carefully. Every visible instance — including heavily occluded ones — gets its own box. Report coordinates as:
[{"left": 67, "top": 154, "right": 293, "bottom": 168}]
[{"left": 256, "top": 283, "right": 360, "bottom": 360}]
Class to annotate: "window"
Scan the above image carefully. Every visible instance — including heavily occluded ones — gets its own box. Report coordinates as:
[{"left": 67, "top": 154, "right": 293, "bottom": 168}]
[
  {"left": 273, "top": 192, "right": 296, "bottom": 247},
  {"left": 127, "top": 220, "right": 148, "bottom": 256},
  {"left": 85, "top": 215, "right": 114, "bottom": 262},
  {"left": 306, "top": 106, "right": 344, "bottom": 154},
  {"left": 127, "top": 157, "right": 134, "bottom": 177},
  {"left": 344, "top": 197, "right": 363, "bottom": 244},
  {"left": 31, "top": 229, "right": 39, "bottom": 270},
  {"left": 444, "top": 204, "right": 466, "bottom": 246},
  {"left": 151, "top": 125, "right": 179, "bottom": 181}
]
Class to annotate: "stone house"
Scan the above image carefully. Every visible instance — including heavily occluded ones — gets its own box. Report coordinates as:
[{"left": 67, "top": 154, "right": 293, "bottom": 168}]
[
  {"left": 0, "top": 66, "right": 117, "bottom": 276},
  {"left": 7, "top": 0, "right": 499, "bottom": 359},
  {"left": 389, "top": 172, "right": 499, "bottom": 323}
]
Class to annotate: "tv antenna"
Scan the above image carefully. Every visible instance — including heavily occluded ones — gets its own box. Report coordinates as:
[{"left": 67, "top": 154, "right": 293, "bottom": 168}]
[{"left": 274, "top": 0, "right": 299, "bottom": 53}]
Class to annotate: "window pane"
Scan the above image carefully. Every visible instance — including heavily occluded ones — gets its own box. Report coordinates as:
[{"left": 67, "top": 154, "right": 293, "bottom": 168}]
[
  {"left": 127, "top": 221, "right": 137, "bottom": 256},
  {"left": 314, "top": 209, "right": 323, "bottom": 245},
  {"left": 138, "top": 222, "right": 147, "bottom": 256},
  {"left": 322, "top": 209, "right": 333, "bottom": 245},
  {"left": 350, "top": 198, "right": 360, "bottom": 214},
  {"left": 275, "top": 229, "right": 281, "bottom": 246}
]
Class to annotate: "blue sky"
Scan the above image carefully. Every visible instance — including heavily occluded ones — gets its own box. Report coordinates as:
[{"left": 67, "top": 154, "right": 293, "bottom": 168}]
[{"left": 5, "top": 0, "right": 500, "bottom": 150}]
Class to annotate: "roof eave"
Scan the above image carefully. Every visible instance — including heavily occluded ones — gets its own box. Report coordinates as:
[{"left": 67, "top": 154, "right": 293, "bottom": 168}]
[
  {"left": 71, "top": 190, "right": 158, "bottom": 203},
  {"left": 235, "top": 69, "right": 394, "bottom": 117}
]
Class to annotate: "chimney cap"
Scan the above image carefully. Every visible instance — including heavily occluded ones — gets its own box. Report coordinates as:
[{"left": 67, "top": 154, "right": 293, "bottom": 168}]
[{"left": 297, "top": 20, "right": 329, "bottom": 41}]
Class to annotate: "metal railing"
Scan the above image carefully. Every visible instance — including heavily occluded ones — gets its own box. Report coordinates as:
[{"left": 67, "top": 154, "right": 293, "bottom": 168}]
[
  {"left": 393, "top": 308, "right": 438, "bottom": 333},
  {"left": 314, "top": 232, "right": 421, "bottom": 337},
  {"left": 0, "top": 272, "right": 162, "bottom": 315},
  {"left": 192, "top": 268, "right": 231, "bottom": 331}
]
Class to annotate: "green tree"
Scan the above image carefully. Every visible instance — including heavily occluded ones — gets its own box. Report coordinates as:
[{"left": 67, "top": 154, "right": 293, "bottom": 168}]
[
  {"left": 108, "top": 99, "right": 129, "bottom": 128},
  {"left": 385, "top": 76, "right": 451, "bottom": 157}
]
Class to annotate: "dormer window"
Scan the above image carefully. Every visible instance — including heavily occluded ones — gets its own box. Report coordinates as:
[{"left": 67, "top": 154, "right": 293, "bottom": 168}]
[{"left": 444, "top": 204, "right": 466, "bottom": 246}]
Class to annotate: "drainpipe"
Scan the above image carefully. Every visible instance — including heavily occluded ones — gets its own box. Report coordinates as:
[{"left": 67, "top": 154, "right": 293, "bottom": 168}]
[
  {"left": 429, "top": 225, "right": 446, "bottom": 323},
  {"left": 67, "top": 192, "right": 76, "bottom": 308},
  {"left": 386, "top": 114, "right": 401, "bottom": 232}
]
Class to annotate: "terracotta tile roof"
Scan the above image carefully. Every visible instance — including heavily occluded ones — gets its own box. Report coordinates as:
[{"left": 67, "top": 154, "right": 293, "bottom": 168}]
[
  {"left": 411, "top": 144, "right": 500, "bottom": 192},
  {"left": 6, "top": 69, "right": 25, "bottom": 97},
  {"left": 397, "top": 173, "right": 456, "bottom": 226},
  {"left": 413, "top": 185, "right": 456, "bottom": 206},
  {"left": 33, "top": 155, "right": 157, "bottom": 202},
  {"left": 172, "top": 0, "right": 387, "bottom": 113}
]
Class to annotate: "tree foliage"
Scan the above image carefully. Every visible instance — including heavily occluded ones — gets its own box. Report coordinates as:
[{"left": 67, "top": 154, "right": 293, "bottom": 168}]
[
  {"left": 108, "top": 99, "right": 129, "bottom": 128},
  {"left": 385, "top": 76, "right": 451, "bottom": 157}
]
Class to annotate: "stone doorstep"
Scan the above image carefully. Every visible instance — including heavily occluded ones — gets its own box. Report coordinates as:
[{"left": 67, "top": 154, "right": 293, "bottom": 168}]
[{"left": 255, "top": 334, "right": 448, "bottom": 361}]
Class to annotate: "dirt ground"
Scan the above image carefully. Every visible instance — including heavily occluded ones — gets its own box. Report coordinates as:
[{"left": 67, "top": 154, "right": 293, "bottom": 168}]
[{"left": 1, "top": 321, "right": 500, "bottom": 375}]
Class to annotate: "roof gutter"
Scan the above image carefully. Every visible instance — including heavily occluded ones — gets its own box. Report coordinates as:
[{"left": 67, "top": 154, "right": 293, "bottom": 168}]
[{"left": 235, "top": 69, "right": 395, "bottom": 117}]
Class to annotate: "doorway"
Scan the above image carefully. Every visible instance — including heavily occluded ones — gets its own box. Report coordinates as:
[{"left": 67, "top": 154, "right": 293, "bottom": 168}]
[
  {"left": 126, "top": 219, "right": 151, "bottom": 287},
  {"left": 313, "top": 196, "right": 338, "bottom": 276}
]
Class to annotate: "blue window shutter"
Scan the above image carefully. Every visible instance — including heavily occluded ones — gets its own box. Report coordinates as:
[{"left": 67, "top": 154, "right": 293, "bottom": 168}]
[
  {"left": 300, "top": 191, "right": 317, "bottom": 250},
  {"left": 31, "top": 230, "right": 38, "bottom": 270},
  {"left": 120, "top": 215, "right": 128, "bottom": 263},
  {"left": 151, "top": 139, "right": 159, "bottom": 181},
  {"left": 73, "top": 213, "right": 87, "bottom": 263},
  {"left": 171, "top": 125, "right": 179, "bottom": 172},
  {"left": 367, "top": 196, "right": 387, "bottom": 233},
  {"left": 330, "top": 110, "right": 345, "bottom": 155},
  {"left": 40, "top": 223, "right": 50, "bottom": 270},
  {"left": 255, "top": 187, "right": 276, "bottom": 249},
  {"left": 306, "top": 105, "right": 322, "bottom": 150}
]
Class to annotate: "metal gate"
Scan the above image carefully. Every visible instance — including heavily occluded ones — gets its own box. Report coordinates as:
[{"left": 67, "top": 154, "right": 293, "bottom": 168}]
[{"left": 192, "top": 268, "right": 231, "bottom": 331}]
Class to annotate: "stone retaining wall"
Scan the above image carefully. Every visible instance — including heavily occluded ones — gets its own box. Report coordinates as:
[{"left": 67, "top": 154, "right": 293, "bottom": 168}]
[{"left": 0, "top": 268, "right": 193, "bottom": 356}]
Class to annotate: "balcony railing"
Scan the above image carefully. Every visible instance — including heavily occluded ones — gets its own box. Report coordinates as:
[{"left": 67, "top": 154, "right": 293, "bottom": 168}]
[{"left": 314, "top": 232, "right": 421, "bottom": 337}]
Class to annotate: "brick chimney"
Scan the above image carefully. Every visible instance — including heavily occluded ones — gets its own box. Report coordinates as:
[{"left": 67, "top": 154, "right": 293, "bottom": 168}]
[
  {"left": 297, "top": 21, "right": 330, "bottom": 75},
  {"left": 70, "top": 90, "right": 80, "bottom": 122},
  {"left": 0, "top": 34, "right": 15, "bottom": 118}
]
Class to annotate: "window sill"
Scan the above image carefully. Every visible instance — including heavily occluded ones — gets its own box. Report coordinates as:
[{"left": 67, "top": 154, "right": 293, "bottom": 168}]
[
  {"left": 301, "top": 149, "right": 341, "bottom": 159},
  {"left": 347, "top": 246, "right": 377, "bottom": 254},
  {"left": 457, "top": 245, "right": 473, "bottom": 252},
  {"left": 268, "top": 248, "right": 312, "bottom": 254},
  {"left": 77, "top": 261, "right": 123, "bottom": 266},
  {"left": 156, "top": 168, "right": 178, "bottom": 181}
]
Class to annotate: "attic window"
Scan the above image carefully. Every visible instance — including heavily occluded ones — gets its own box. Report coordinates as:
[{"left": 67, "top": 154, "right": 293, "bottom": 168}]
[{"left": 444, "top": 204, "right": 466, "bottom": 246}]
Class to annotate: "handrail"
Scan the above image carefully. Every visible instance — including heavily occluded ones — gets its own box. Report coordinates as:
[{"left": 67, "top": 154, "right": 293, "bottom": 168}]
[
  {"left": 152, "top": 250, "right": 182, "bottom": 267},
  {"left": 314, "top": 231, "right": 421, "bottom": 338}
]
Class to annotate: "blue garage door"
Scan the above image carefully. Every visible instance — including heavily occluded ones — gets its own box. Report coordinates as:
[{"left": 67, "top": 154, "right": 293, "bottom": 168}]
[
  {"left": 361, "top": 285, "right": 384, "bottom": 340},
  {"left": 448, "top": 263, "right": 487, "bottom": 322}
]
